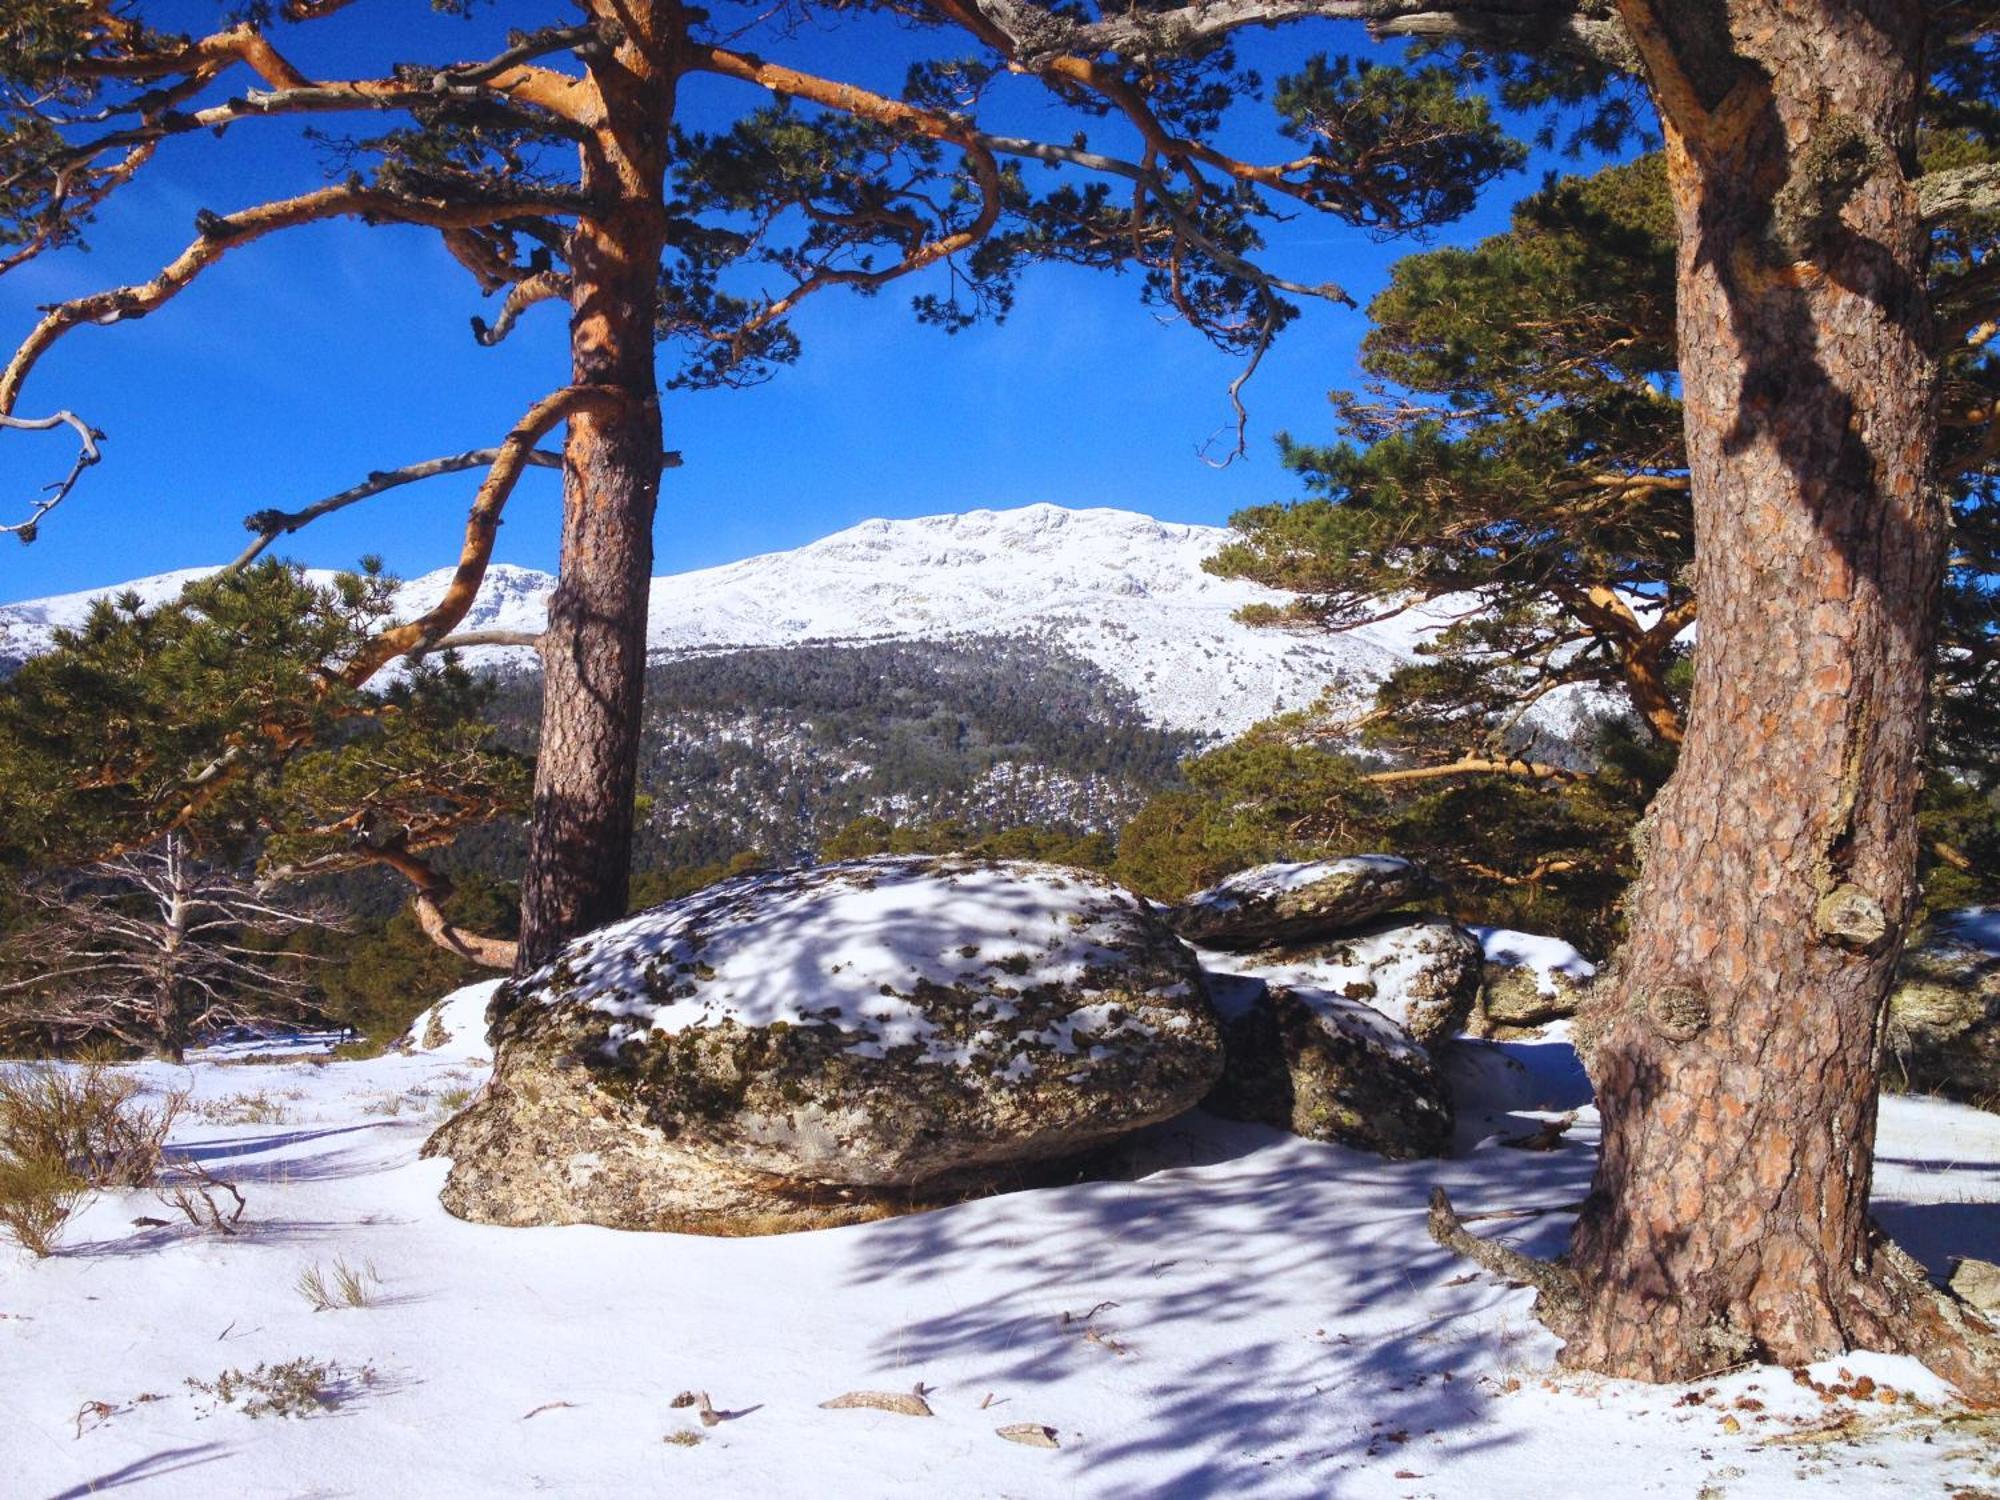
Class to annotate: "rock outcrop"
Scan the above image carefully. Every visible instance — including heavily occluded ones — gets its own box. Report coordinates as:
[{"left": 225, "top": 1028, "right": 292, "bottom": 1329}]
[
  {"left": 427, "top": 857, "right": 1224, "bottom": 1232},
  {"left": 1171, "top": 856, "right": 1434, "bottom": 950},
  {"left": 1469, "top": 929, "right": 1598, "bottom": 1037},
  {"left": 1197, "top": 915, "right": 1481, "bottom": 1047},
  {"left": 1178, "top": 861, "right": 1476, "bottom": 1159},
  {"left": 1201, "top": 973, "right": 1454, "bottom": 1158}
]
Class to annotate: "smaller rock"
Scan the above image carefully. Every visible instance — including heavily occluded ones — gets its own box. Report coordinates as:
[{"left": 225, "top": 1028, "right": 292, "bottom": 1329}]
[
  {"left": 1197, "top": 915, "right": 1481, "bottom": 1045},
  {"left": 1884, "top": 910, "right": 2000, "bottom": 1105},
  {"left": 1201, "top": 973, "right": 1454, "bottom": 1159},
  {"left": 820, "top": 1389, "right": 934, "bottom": 1417},
  {"left": 1948, "top": 1257, "right": 2000, "bottom": 1316},
  {"left": 1469, "top": 928, "right": 1597, "bottom": 1037},
  {"left": 1172, "top": 856, "right": 1433, "bottom": 949},
  {"left": 997, "top": 1422, "right": 1061, "bottom": 1449}
]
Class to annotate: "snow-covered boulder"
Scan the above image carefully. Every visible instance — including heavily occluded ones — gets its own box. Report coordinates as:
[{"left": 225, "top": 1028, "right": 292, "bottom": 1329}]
[
  {"left": 1472, "top": 928, "right": 1597, "bottom": 1036},
  {"left": 427, "top": 857, "right": 1223, "bottom": 1232},
  {"left": 1195, "top": 915, "right": 1481, "bottom": 1046},
  {"left": 1202, "top": 973, "right": 1453, "bottom": 1158},
  {"left": 1884, "top": 909, "right": 2000, "bottom": 1104},
  {"left": 1171, "top": 856, "right": 1434, "bottom": 949}
]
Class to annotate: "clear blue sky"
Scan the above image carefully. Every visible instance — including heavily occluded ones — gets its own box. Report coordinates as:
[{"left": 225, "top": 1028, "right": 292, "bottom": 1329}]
[{"left": 0, "top": 2, "right": 1624, "bottom": 602}]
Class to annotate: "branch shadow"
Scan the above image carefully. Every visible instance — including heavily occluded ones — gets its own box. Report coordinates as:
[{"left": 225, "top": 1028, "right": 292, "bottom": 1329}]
[
  {"left": 846, "top": 1106, "right": 1594, "bottom": 1497},
  {"left": 44, "top": 1443, "right": 232, "bottom": 1498}
]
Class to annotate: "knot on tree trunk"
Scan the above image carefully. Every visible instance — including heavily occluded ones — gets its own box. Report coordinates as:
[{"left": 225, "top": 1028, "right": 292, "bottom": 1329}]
[
  {"left": 1769, "top": 112, "right": 1889, "bottom": 261},
  {"left": 1646, "top": 982, "right": 1710, "bottom": 1043},
  {"left": 1814, "top": 883, "right": 1891, "bottom": 954}
]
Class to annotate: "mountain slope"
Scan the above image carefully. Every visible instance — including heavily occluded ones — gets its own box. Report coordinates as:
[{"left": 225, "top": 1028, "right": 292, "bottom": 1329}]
[{"left": 1, "top": 504, "right": 1440, "bottom": 735}]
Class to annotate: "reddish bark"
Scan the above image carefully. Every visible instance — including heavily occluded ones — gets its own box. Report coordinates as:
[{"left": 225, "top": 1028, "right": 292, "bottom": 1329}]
[
  {"left": 515, "top": 8, "right": 678, "bottom": 972},
  {"left": 1552, "top": 0, "right": 1999, "bottom": 1394}
]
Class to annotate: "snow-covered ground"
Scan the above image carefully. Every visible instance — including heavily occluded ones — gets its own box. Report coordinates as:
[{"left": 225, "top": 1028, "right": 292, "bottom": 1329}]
[{"left": 5, "top": 985, "right": 1996, "bottom": 1498}]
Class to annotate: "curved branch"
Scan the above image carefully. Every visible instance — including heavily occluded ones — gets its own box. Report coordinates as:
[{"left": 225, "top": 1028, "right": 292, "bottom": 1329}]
[
  {"left": 0, "top": 185, "right": 581, "bottom": 416},
  {"left": 227, "top": 447, "right": 563, "bottom": 572},
  {"left": 0, "top": 410, "right": 104, "bottom": 543},
  {"left": 362, "top": 842, "right": 516, "bottom": 970},
  {"left": 472, "top": 270, "right": 572, "bottom": 347},
  {"left": 339, "top": 385, "right": 624, "bottom": 687}
]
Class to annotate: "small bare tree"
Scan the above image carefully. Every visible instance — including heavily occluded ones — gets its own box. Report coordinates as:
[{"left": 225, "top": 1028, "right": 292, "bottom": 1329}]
[{"left": 0, "top": 833, "right": 339, "bottom": 1059}]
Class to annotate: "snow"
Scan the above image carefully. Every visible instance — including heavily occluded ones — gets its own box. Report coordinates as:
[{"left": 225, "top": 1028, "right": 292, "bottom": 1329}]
[
  {"left": 1195, "top": 929, "right": 1445, "bottom": 1057},
  {"left": 1939, "top": 905, "right": 2000, "bottom": 951},
  {"left": 1185, "top": 855, "right": 1417, "bottom": 912},
  {"left": 8, "top": 1001, "right": 1998, "bottom": 1497},
  {"left": 0, "top": 506, "right": 1463, "bottom": 736},
  {"left": 1472, "top": 927, "right": 1598, "bottom": 997},
  {"left": 526, "top": 859, "right": 1176, "bottom": 1065}
]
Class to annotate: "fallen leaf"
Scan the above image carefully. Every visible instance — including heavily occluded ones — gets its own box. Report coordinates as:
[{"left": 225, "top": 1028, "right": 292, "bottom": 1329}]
[
  {"left": 997, "top": 1422, "right": 1060, "bottom": 1449},
  {"left": 821, "top": 1389, "right": 934, "bottom": 1417}
]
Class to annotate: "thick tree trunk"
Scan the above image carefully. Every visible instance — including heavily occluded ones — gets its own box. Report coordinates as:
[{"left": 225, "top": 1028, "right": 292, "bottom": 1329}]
[
  {"left": 1557, "top": 0, "right": 1998, "bottom": 1394},
  {"left": 515, "top": 15, "right": 675, "bottom": 973}
]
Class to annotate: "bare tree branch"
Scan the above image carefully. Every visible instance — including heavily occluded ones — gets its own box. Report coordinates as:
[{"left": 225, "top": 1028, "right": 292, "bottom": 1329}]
[
  {"left": 1920, "top": 161, "right": 2000, "bottom": 226},
  {"left": 227, "top": 448, "right": 564, "bottom": 573},
  {"left": 339, "top": 385, "right": 626, "bottom": 686},
  {"left": 0, "top": 184, "right": 587, "bottom": 419},
  {"left": 0, "top": 410, "right": 103, "bottom": 543}
]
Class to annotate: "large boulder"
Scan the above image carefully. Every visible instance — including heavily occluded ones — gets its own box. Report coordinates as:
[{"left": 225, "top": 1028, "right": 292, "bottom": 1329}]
[
  {"left": 1195, "top": 915, "right": 1481, "bottom": 1046},
  {"left": 427, "top": 857, "right": 1224, "bottom": 1232},
  {"left": 1171, "top": 856, "right": 1434, "bottom": 949},
  {"left": 1471, "top": 928, "right": 1597, "bottom": 1036},
  {"left": 1202, "top": 973, "right": 1453, "bottom": 1158},
  {"left": 1883, "top": 910, "right": 2000, "bottom": 1104}
]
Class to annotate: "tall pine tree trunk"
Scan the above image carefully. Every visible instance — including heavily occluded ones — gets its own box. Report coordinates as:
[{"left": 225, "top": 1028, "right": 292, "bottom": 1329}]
[
  {"left": 515, "top": 12, "right": 675, "bottom": 972},
  {"left": 1556, "top": 0, "right": 1997, "bottom": 1392}
]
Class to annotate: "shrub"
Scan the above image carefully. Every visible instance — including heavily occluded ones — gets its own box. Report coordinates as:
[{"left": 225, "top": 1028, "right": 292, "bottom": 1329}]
[
  {"left": 297, "top": 1257, "right": 379, "bottom": 1311},
  {"left": 0, "top": 1064, "right": 186, "bottom": 1254},
  {"left": 185, "top": 1357, "right": 375, "bottom": 1419},
  {"left": 0, "top": 1150, "right": 86, "bottom": 1256},
  {"left": 0, "top": 1065, "right": 181, "bottom": 1188}
]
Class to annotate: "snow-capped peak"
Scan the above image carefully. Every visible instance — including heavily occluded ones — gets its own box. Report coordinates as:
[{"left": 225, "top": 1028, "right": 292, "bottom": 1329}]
[{"left": 0, "top": 503, "right": 1447, "bottom": 735}]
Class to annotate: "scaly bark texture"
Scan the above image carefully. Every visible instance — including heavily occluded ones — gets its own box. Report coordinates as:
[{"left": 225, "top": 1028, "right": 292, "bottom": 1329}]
[
  {"left": 1564, "top": 0, "right": 1999, "bottom": 1394},
  {"left": 515, "top": 8, "right": 676, "bottom": 971}
]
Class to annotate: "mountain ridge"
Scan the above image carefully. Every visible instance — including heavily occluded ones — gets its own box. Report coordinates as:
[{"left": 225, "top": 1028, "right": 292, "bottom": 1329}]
[{"left": 0, "top": 503, "right": 1442, "bottom": 735}]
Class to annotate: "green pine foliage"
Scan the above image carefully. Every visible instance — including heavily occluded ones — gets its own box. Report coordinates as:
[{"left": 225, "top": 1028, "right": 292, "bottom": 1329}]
[
  {"left": 0, "top": 562, "right": 528, "bottom": 1052},
  {"left": 1203, "top": 139, "right": 2000, "bottom": 932}
]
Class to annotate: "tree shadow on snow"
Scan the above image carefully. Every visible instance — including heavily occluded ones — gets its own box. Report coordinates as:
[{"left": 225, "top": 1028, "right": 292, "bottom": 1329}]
[
  {"left": 164, "top": 1122, "right": 403, "bottom": 1185},
  {"left": 45, "top": 1442, "right": 232, "bottom": 1498},
  {"left": 848, "top": 1099, "right": 1595, "bottom": 1498},
  {"left": 1872, "top": 1196, "right": 2000, "bottom": 1282}
]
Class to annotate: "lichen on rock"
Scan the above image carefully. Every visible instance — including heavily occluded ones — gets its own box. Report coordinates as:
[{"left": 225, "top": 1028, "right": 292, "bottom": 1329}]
[
  {"left": 1200, "top": 973, "right": 1453, "bottom": 1159},
  {"left": 1170, "top": 856, "right": 1434, "bottom": 949},
  {"left": 426, "top": 857, "right": 1225, "bottom": 1231}
]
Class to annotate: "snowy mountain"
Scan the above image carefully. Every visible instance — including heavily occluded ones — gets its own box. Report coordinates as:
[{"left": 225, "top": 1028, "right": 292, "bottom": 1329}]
[{"left": 1, "top": 503, "right": 1446, "bottom": 736}]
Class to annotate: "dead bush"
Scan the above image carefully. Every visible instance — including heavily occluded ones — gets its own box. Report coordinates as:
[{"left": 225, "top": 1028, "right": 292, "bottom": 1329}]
[
  {"left": 0, "top": 1065, "right": 183, "bottom": 1188},
  {"left": 0, "top": 1064, "right": 187, "bottom": 1255}
]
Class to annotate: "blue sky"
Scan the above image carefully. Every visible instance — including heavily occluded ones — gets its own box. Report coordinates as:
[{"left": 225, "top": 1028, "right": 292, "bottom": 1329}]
[{"left": 0, "top": 2, "right": 1625, "bottom": 602}]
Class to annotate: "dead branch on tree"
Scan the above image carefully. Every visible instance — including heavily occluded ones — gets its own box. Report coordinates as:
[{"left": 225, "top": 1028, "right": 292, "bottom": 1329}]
[
  {"left": 0, "top": 411, "right": 104, "bottom": 543},
  {"left": 227, "top": 448, "right": 564, "bottom": 572}
]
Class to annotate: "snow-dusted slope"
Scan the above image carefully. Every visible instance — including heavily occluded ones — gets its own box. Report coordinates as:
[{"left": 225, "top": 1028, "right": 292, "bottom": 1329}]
[{"left": 0, "top": 504, "right": 1447, "bottom": 735}]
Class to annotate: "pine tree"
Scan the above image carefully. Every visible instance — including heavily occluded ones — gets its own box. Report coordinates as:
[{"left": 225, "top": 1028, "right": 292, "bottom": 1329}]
[
  {"left": 0, "top": 1, "right": 1525, "bottom": 969},
  {"left": 0, "top": 560, "right": 529, "bottom": 966}
]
